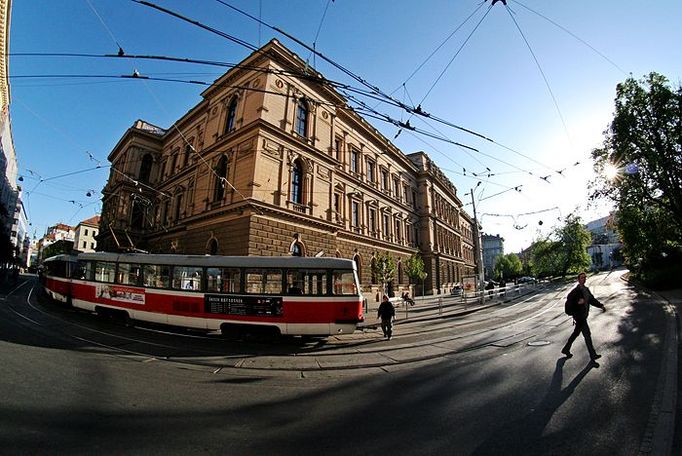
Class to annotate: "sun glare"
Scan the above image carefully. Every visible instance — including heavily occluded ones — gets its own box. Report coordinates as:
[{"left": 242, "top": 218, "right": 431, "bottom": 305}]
[{"left": 604, "top": 163, "right": 619, "bottom": 180}]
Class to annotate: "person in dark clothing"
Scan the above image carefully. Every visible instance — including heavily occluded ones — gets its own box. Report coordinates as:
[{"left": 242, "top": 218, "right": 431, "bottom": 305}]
[
  {"left": 402, "top": 291, "right": 415, "bottom": 306},
  {"left": 562, "top": 272, "right": 606, "bottom": 361},
  {"left": 377, "top": 294, "right": 396, "bottom": 340}
]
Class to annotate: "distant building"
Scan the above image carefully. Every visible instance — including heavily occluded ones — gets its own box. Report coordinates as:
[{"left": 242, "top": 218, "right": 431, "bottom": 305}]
[
  {"left": 482, "top": 234, "right": 504, "bottom": 279},
  {"left": 97, "top": 39, "right": 478, "bottom": 295},
  {"left": 73, "top": 215, "right": 100, "bottom": 252},
  {"left": 585, "top": 214, "right": 622, "bottom": 271},
  {"left": 38, "top": 223, "right": 75, "bottom": 261}
]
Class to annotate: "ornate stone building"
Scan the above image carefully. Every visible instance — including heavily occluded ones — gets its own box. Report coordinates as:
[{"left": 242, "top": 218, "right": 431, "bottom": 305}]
[{"left": 98, "top": 40, "right": 476, "bottom": 295}]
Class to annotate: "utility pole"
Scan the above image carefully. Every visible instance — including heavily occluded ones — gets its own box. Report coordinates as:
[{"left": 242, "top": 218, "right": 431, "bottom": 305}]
[{"left": 470, "top": 190, "right": 485, "bottom": 292}]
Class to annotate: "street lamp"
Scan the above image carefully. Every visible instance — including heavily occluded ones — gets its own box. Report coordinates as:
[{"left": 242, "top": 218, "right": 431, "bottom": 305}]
[{"left": 421, "top": 272, "right": 428, "bottom": 301}]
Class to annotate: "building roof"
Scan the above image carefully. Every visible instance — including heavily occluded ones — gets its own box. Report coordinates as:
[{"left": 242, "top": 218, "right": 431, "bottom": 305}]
[{"left": 79, "top": 215, "right": 100, "bottom": 227}]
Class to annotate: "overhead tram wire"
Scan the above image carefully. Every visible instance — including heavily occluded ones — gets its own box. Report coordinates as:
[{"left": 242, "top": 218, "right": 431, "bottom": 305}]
[
  {"left": 307, "top": 0, "right": 335, "bottom": 69},
  {"left": 134, "top": 0, "right": 567, "bottom": 178},
  {"left": 512, "top": 0, "right": 628, "bottom": 76},
  {"left": 415, "top": 3, "right": 494, "bottom": 110},
  {"left": 504, "top": 4, "right": 571, "bottom": 146},
  {"left": 400, "top": 2, "right": 487, "bottom": 88}
]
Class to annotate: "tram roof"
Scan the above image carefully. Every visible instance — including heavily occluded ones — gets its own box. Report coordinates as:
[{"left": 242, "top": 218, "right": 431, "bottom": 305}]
[{"left": 75, "top": 252, "right": 357, "bottom": 269}]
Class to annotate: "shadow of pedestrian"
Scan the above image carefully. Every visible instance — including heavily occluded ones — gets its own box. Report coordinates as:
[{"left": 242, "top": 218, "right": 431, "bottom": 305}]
[{"left": 472, "top": 358, "right": 597, "bottom": 455}]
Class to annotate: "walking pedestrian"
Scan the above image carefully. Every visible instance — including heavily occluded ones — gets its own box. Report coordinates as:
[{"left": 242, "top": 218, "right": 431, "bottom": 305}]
[
  {"left": 377, "top": 294, "right": 395, "bottom": 340},
  {"left": 562, "top": 272, "right": 606, "bottom": 361}
]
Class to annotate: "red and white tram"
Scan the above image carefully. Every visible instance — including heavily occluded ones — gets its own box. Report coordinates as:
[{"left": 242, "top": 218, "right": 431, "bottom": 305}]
[{"left": 40, "top": 252, "right": 365, "bottom": 336}]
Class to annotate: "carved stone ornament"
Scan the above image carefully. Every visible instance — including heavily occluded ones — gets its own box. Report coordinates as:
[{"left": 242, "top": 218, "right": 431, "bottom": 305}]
[
  {"left": 321, "top": 111, "right": 329, "bottom": 119},
  {"left": 276, "top": 79, "right": 284, "bottom": 88}
]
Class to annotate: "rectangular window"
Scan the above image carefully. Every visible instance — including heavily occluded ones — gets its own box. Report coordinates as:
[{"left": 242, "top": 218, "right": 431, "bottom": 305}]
[
  {"left": 381, "top": 169, "right": 389, "bottom": 191},
  {"left": 395, "top": 219, "right": 402, "bottom": 241},
  {"left": 206, "top": 267, "right": 241, "bottom": 293},
  {"left": 352, "top": 201, "right": 360, "bottom": 227},
  {"left": 85, "top": 229, "right": 89, "bottom": 236},
  {"left": 332, "top": 270, "right": 359, "bottom": 296},
  {"left": 393, "top": 177, "right": 400, "bottom": 198},
  {"left": 91, "top": 242, "right": 95, "bottom": 249},
  {"left": 75, "top": 261, "right": 93, "bottom": 280},
  {"left": 368, "top": 208, "right": 376, "bottom": 233},
  {"left": 382, "top": 213, "right": 390, "bottom": 238},
  {"left": 366, "top": 159, "right": 375, "bottom": 183},
  {"left": 412, "top": 190, "right": 417, "bottom": 208},
  {"left": 287, "top": 269, "right": 328, "bottom": 295},
  {"left": 82, "top": 241, "right": 87, "bottom": 249},
  {"left": 94, "top": 262, "right": 116, "bottom": 283},
  {"left": 143, "top": 264, "right": 171, "bottom": 288},
  {"left": 172, "top": 266, "right": 203, "bottom": 291},
  {"left": 117, "top": 263, "right": 141, "bottom": 286},
  {"left": 350, "top": 149, "right": 359, "bottom": 173},
  {"left": 245, "top": 269, "right": 282, "bottom": 294},
  {"left": 334, "top": 137, "right": 342, "bottom": 161}
]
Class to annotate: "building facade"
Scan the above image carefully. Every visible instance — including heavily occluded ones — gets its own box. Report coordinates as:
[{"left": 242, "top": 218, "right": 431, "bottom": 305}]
[
  {"left": 98, "top": 40, "right": 477, "bottom": 295},
  {"left": 73, "top": 215, "right": 100, "bottom": 253},
  {"left": 585, "top": 214, "right": 622, "bottom": 271},
  {"left": 482, "top": 233, "right": 504, "bottom": 279}
]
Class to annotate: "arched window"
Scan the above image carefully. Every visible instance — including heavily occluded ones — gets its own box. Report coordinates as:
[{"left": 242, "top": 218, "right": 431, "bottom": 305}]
[
  {"left": 225, "top": 97, "right": 238, "bottom": 133},
  {"left": 295, "top": 99, "right": 308, "bottom": 137},
  {"left": 207, "top": 238, "right": 218, "bottom": 255},
  {"left": 139, "top": 153, "right": 153, "bottom": 183},
  {"left": 291, "top": 159, "right": 304, "bottom": 204},
  {"left": 213, "top": 155, "right": 228, "bottom": 202}
]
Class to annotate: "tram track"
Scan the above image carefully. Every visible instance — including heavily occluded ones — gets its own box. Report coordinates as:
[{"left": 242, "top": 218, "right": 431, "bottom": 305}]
[{"left": 4, "top": 277, "right": 618, "bottom": 374}]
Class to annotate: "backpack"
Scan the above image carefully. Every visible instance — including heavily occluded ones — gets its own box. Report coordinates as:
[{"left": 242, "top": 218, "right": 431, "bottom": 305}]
[{"left": 564, "top": 298, "right": 576, "bottom": 316}]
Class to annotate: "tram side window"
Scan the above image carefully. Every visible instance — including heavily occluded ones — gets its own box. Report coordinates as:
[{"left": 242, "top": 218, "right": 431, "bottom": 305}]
[
  {"left": 173, "top": 266, "right": 203, "bottom": 291},
  {"left": 143, "top": 264, "right": 171, "bottom": 288},
  {"left": 332, "top": 270, "right": 358, "bottom": 295},
  {"left": 245, "top": 269, "right": 282, "bottom": 294},
  {"left": 75, "top": 261, "right": 93, "bottom": 280},
  {"left": 286, "top": 269, "right": 327, "bottom": 295},
  {"left": 206, "top": 267, "right": 241, "bottom": 293},
  {"left": 94, "top": 262, "right": 116, "bottom": 283},
  {"left": 117, "top": 263, "right": 141, "bottom": 286}
]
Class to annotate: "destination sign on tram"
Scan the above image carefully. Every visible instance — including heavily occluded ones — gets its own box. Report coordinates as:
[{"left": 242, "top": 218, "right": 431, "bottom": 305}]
[{"left": 204, "top": 294, "right": 284, "bottom": 317}]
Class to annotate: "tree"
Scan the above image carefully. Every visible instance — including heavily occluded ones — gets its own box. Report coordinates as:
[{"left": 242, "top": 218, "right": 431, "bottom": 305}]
[
  {"left": 529, "top": 215, "right": 591, "bottom": 278},
  {"left": 404, "top": 253, "right": 426, "bottom": 285},
  {"left": 590, "top": 72, "right": 682, "bottom": 272},
  {"left": 492, "top": 253, "right": 522, "bottom": 280},
  {"left": 371, "top": 252, "right": 396, "bottom": 295}
]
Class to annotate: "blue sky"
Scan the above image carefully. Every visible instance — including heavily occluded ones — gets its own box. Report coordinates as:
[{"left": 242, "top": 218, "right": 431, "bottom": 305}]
[{"left": 9, "top": 0, "right": 682, "bottom": 252}]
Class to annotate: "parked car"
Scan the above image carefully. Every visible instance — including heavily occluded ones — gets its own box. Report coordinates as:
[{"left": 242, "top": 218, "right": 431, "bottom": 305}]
[
  {"left": 450, "top": 285, "right": 463, "bottom": 296},
  {"left": 518, "top": 276, "right": 536, "bottom": 284}
]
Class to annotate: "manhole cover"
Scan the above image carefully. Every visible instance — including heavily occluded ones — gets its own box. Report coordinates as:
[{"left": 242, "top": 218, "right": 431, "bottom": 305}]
[{"left": 527, "top": 340, "right": 551, "bottom": 346}]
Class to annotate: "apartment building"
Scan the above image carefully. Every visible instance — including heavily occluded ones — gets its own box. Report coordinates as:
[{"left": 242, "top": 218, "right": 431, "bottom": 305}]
[
  {"left": 98, "top": 40, "right": 476, "bottom": 295},
  {"left": 73, "top": 215, "right": 100, "bottom": 252}
]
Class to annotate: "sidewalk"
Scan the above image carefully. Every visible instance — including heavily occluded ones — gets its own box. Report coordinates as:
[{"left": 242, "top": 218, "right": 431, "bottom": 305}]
[{"left": 359, "top": 283, "right": 542, "bottom": 330}]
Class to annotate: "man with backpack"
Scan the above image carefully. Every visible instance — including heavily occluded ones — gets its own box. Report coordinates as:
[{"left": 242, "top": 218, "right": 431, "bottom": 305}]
[{"left": 562, "top": 272, "right": 606, "bottom": 361}]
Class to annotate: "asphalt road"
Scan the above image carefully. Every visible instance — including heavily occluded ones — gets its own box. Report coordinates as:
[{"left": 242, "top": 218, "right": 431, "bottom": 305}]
[{"left": 0, "top": 271, "right": 675, "bottom": 455}]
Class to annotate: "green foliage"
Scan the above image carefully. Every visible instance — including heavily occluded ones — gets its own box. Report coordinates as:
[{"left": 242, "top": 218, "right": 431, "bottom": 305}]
[
  {"left": 404, "top": 253, "right": 427, "bottom": 284},
  {"left": 590, "top": 72, "right": 682, "bottom": 283},
  {"left": 529, "top": 214, "right": 591, "bottom": 278},
  {"left": 492, "top": 253, "right": 522, "bottom": 280},
  {"left": 371, "top": 252, "right": 396, "bottom": 292}
]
